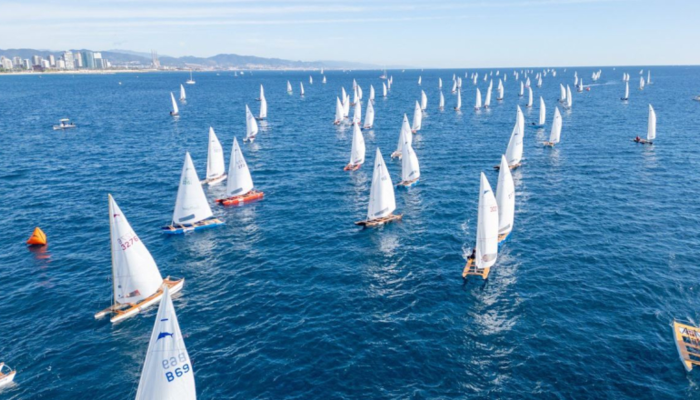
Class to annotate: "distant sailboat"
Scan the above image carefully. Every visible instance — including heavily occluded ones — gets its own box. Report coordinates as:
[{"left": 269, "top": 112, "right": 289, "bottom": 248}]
[
  {"left": 532, "top": 96, "right": 545, "bottom": 127},
  {"left": 257, "top": 93, "right": 268, "bottom": 120},
  {"left": 544, "top": 107, "right": 562, "bottom": 146},
  {"left": 421, "top": 90, "right": 428, "bottom": 111},
  {"left": 474, "top": 88, "right": 482, "bottom": 110},
  {"left": 438, "top": 77, "right": 443, "bottom": 89},
  {"left": 344, "top": 123, "right": 366, "bottom": 171},
  {"left": 526, "top": 87, "right": 533, "bottom": 107},
  {"left": 418, "top": 76, "right": 422, "bottom": 86},
  {"left": 256, "top": 84, "right": 264, "bottom": 101},
  {"left": 411, "top": 101, "right": 422, "bottom": 133},
  {"left": 201, "top": 127, "right": 227, "bottom": 186},
  {"left": 369, "top": 85, "right": 375, "bottom": 102},
  {"left": 439, "top": 91, "right": 445, "bottom": 110},
  {"left": 519, "top": 81, "right": 524, "bottom": 97},
  {"left": 309, "top": 75, "right": 313, "bottom": 84},
  {"left": 455, "top": 89, "right": 462, "bottom": 111},
  {"left": 639, "top": 76, "right": 645, "bottom": 90},
  {"left": 352, "top": 101, "right": 362, "bottom": 126},
  {"left": 634, "top": 104, "right": 656, "bottom": 144},
  {"left": 559, "top": 84, "right": 566, "bottom": 103},
  {"left": 363, "top": 99, "right": 375, "bottom": 129},
  {"left": 382, "top": 83, "right": 388, "bottom": 97},
  {"left": 355, "top": 148, "right": 402, "bottom": 227},
  {"left": 162, "top": 152, "right": 223, "bottom": 234},
  {"left": 186, "top": 70, "right": 195, "bottom": 85},
  {"left": 179, "top": 84, "right": 186, "bottom": 101},
  {"left": 647, "top": 70, "right": 652, "bottom": 85},
  {"left": 565, "top": 85, "right": 573, "bottom": 109},
  {"left": 496, "top": 155, "right": 515, "bottom": 243},
  {"left": 451, "top": 80, "right": 457, "bottom": 93},
  {"left": 94, "top": 195, "right": 184, "bottom": 323},
  {"left": 170, "top": 92, "right": 179, "bottom": 116},
  {"left": 287, "top": 81, "right": 293, "bottom": 93},
  {"left": 621, "top": 81, "right": 629, "bottom": 101},
  {"left": 300, "top": 82, "right": 305, "bottom": 96},
  {"left": 391, "top": 115, "right": 412, "bottom": 159},
  {"left": 462, "top": 173, "right": 499, "bottom": 280},
  {"left": 498, "top": 106, "right": 524, "bottom": 170},
  {"left": 484, "top": 82, "right": 492, "bottom": 108},
  {"left": 135, "top": 287, "right": 196, "bottom": 400},
  {"left": 334, "top": 97, "right": 344, "bottom": 125},
  {"left": 216, "top": 137, "right": 264, "bottom": 205},
  {"left": 496, "top": 80, "right": 504, "bottom": 100},
  {"left": 244, "top": 105, "right": 259, "bottom": 142},
  {"left": 322, "top": 76, "right": 327, "bottom": 84},
  {"left": 577, "top": 78, "right": 584, "bottom": 93},
  {"left": 396, "top": 134, "right": 420, "bottom": 188},
  {"left": 0, "top": 363, "right": 16, "bottom": 388}
]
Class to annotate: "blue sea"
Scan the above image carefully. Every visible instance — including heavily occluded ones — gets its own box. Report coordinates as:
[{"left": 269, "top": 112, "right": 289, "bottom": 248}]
[{"left": 1, "top": 66, "right": 700, "bottom": 399}]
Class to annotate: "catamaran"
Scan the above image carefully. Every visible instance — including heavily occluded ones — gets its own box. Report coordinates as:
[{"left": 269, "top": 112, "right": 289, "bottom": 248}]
[
  {"left": 201, "top": 127, "right": 227, "bottom": 186},
  {"left": 244, "top": 105, "right": 259, "bottom": 142},
  {"left": 179, "top": 84, "right": 186, "bottom": 101},
  {"left": 186, "top": 70, "right": 195, "bottom": 85},
  {"left": 170, "top": 93, "right": 179, "bottom": 116},
  {"left": 391, "top": 115, "right": 412, "bottom": 159},
  {"left": 412, "top": 101, "right": 422, "bottom": 133},
  {"left": 216, "top": 137, "right": 264, "bottom": 205},
  {"left": 455, "top": 89, "right": 462, "bottom": 111},
  {"left": 355, "top": 149, "right": 402, "bottom": 227},
  {"left": 532, "top": 97, "right": 546, "bottom": 127},
  {"left": 526, "top": 87, "right": 533, "bottom": 107},
  {"left": 0, "top": 363, "right": 16, "bottom": 389},
  {"left": 462, "top": 173, "right": 499, "bottom": 280},
  {"left": 544, "top": 107, "right": 562, "bottom": 146},
  {"left": 163, "top": 152, "right": 224, "bottom": 234},
  {"left": 363, "top": 99, "right": 375, "bottom": 129},
  {"left": 496, "top": 155, "right": 515, "bottom": 243},
  {"left": 344, "top": 123, "right": 366, "bottom": 171},
  {"left": 95, "top": 195, "right": 185, "bottom": 323},
  {"left": 439, "top": 91, "right": 445, "bottom": 110},
  {"left": 621, "top": 81, "right": 630, "bottom": 101},
  {"left": 396, "top": 135, "right": 420, "bottom": 188},
  {"left": 474, "top": 88, "right": 482, "bottom": 110},
  {"left": 421, "top": 90, "right": 428, "bottom": 111},
  {"left": 634, "top": 104, "right": 656, "bottom": 144},
  {"left": 134, "top": 287, "right": 196, "bottom": 400},
  {"left": 497, "top": 106, "right": 524, "bottom": 170}
]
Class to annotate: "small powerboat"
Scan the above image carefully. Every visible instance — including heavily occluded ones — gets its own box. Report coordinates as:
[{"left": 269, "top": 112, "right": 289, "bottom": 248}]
[{"left": 53, "top": 119, "right": 76, "bottom": 130}]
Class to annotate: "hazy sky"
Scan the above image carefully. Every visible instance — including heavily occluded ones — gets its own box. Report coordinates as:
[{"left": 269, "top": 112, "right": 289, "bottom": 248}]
[{"left": 1, "top": 0, "right": 699, "bottom": 68}]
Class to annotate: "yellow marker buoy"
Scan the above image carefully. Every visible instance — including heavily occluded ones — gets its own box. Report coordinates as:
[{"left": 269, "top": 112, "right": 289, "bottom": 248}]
[{"left": 26, "top": 227, "right": 47, "bottom": 246}]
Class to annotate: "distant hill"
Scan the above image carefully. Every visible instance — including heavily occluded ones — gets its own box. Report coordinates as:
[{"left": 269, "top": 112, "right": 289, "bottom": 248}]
[{"left": 0, "top": 48, "right": 379, "bottom": 70}]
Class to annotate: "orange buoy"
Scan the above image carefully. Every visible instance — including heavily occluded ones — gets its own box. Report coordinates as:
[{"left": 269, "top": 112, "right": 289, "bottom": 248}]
[{"left": 26, "top": 227, "right": 47, "bottom": 246}]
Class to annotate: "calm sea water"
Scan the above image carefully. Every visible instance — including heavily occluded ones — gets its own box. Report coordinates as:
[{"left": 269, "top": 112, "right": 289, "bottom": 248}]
[{"left": 1, "top": 66, "right": 700, "bottom": 399}]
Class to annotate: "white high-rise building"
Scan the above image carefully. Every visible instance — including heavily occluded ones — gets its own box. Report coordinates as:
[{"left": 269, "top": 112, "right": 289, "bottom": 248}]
[
  {"left": 57, "top": 59, "right": 66, "bottom": 69},
  {"left": 48, "top": 54, "right": 56, "bottom": 67},
  {"left": 1, "top": 57, "right": 13, "bottom": 70},
  {"left": 63, "top": 51, "right": 75, "bottom": 70}
]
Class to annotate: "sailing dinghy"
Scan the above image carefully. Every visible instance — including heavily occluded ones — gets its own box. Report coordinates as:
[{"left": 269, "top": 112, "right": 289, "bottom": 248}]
[
  {"left": 135, "top": 287, "right": 196, "bottom": 400},
  {"left": 496, "top": 106, "right": 524, "bottom": 170},
  {"left": 216, "top": 138, "right": 264, "bottom": 206},
  {"left": 455, "top": 89, "right": 462, "bottom": 111},
  {"left": 355, "top": 148, "right": 402, "bottom": 227},
  {"left": 344, "top": 123, "right": 366, "bottom": 171},
  {"left": 363, "top": 99, "right": 375, "bottom": 129},
  {"left": 421, "top": 90, "right": 428, "bottom": 111},
  {"left": 396, "top": 135, "right": 420, "bottom": 188},
  {"left": 526, "top": 87, "right": 533, "bottom": 107},
  {"left": 352, "top": 101, "right": 362, "bottom": 126},
  {"left": 257, "top": 93, "right": 268, "bottom": 120},
  {"left": 163, "top": 152, "right": 223, "bottom": 234},
  {"left": 462, "top": 173, "right": 499, "bottom": 280},
  {"left": 300, "top": 82, "right": 305, "bottom": 96},
  {"left": 532, "top": 97, "right": 546, "bottom": 127},
  {"left": 621, "top": 81, "right": 630, "bottom": 101},
  {"left": 186, "top": 70, "right": 195, "bottom": 85},
  {"left": 170, "top": 93, "right": 179, "bottom": 116},
  {"left": 474, "top": 88, "right": 482, "bottom": 110},
  {"left": 497, "top": 80, "right": 504, "bottom": 100},
  {"left": 565, "top": 86, "right": 573, "bottom": 109},
  {"left": 244, "top": 105, "right": 259, "bottom": 142},
  {"left": 0, "top": 363, "right": 16, "bottom": 389},
  {"left": 200, "top": 127, "right": 227, "bottom": 186},
  {"left": 412, "top": 101, "right": 422, "bottom": 133},
  {"left": 256, "top": 85, "right": 264, "bottom": 101},
  {"left": 496, "top": 155, "right": 515, "bottom": 243},
  {"left": 544, "top": 107, "right": 562, "bottom": 146},
  {"left": 334, "top": 97, "right": 344, "bottom": 125},
  {"left": 95, "top": 195, "right": 184, "bottom": 323},
  {"left": 287, "top": 81, "right": 293, "bottom": 94},
  {"left": 484, "top": 82, "right": 492, "bottom": 108},
  {"left": 391, "top": 115, "right": 412, "bottom": 159},
  {"left": 673, "top": 320, "right": 700, "bottom": 372},
  {"left": 179, "top": 85, "right": 186, "bottom": 101},
  {"left": 439, "top": 91, "right": 445, "bottom": 110},
  {"left": 639, "top": 76, "right": 645, "bottom": 90},
  {"left": 634, "top": 104, "right": 656, "bottom": 144}
]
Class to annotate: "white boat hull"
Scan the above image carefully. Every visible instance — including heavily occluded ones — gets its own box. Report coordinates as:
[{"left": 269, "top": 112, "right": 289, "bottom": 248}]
[{"left": 201, "top": 174, "right": 227, "bottom": 186}]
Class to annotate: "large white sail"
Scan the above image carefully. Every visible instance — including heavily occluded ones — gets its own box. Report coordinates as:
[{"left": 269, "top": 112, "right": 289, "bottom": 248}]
[
  {"left": 382, "top": 83, "right": 387, "bottom": 97},
  {"left": 475, "top": 88, "right": 482, "bottom": 109},
  {"left": 363, "top": 99, "right": 375, "bottom": 129},
  {"left": 418, "top": 76, "right": 422, "bottom": 86},
  {"left": 369, "top": 85, "right": 375, "bottom": 102},
  {"left": 475, "top": 173, "right": 498, "bottom": 270},
  {"left": 172, "top": 152, "right": 213, "bottom": 226},
  {"left": 179, "top": 85, "right": 186, "bottom": 101},
  {"left": 334, "top": 97, "right": 344, "bottom": 123},
  {"left": 496, "top": 155, "right": 515, "bottom": 237},
  {"left": 559, "top": 84, "right": 566, "bottom": 102},
  {"left": 341, "top": 87, "right": 347, "bottom": 100},
  {"left": 352, "top": 87, "right": 359, "bottom": 105},
  {"left": 421, "top": 90, "right": 428, "bottom": 110},
  {"left": 640, "top": 76, "right": 645, "bottom": 90},
  {"left": 412, "top": 101, "right": 422, "bottom": 131},
  {"left": 497, "top": 80, "right": 504, "bottom": 99},
  {"left": 259, "top": 85, "right": 265, "bottom": 100},
  {"left": 353, "top": 101, "right": 362, "bottom": 125},
  {"left": 300, "top": 82, "right": 305, "bottom": 96},
  {"left": 505, "top": 106, "right": 524, "bottom": 167},
  {"left": 206, "top": 127, "right": 225, "bottom": 180},
  {"left": 484, "top": 82, "right": 492, "bottom": 107},
  {"left": 527, "top": 87, "right": 533, "bottom": 107},
  {"left": 259, "top": 95, "right": 268, "bottom": 119},
  {"left": 519, "top": 81, "right": 524, "bottom": 96},
  {"left": 439, "top": 91, "right": 445, "bottom": 109},
  {"left": 451, "top": 80, "right": 457, "bottom": 93},
  {"left": 357, "top": 85, "right": 363, "bottom": 100},
  {"left": 394, "top": 114, "right": 412, "bottom": 157},
  {"left": 135, "top": 287, "right": 196, "bottom": 400},
  {"left": 367, "top": 148, "right": 396, "bottom": 220},
  {"left": 245, "top": 105, "right": 258, "bottom": 141},
  {"left": 170, "top": 93, "right": 179, "bottom": 115},
  {"left": 343, "top": 94, "right": 350, "bottom": 117},
  {"left": 549, "top": 107, "right": 562, "bottom": 144},
  {"left": 566, "top": 85, "right": 572, "bottom": 108},
  {"left": 623, "top": 81, "right": 629, "bottom": 100},
  {"left": 538, "top": 97, "right": 546, "bottom": 125},
  {"left": 439, "top": 77, "right": 443, "bottom": 88},
  {"left": 455, "top": 89, "right": 462, "bottom": 110},
  {"left": 647, "top": 104, "right": 656, "bottom": 141},
  {"left": 401, "top": 137, "right": 420, "bottom": 183},
  {"left": 350, "top": 123, "right": 366, "bottom": 166},
  {"left": 226, "top": 137, "right": 254, "bottom": 197},
  {"left": 108, "top": 195, "right": 163, "bottom": 305}
]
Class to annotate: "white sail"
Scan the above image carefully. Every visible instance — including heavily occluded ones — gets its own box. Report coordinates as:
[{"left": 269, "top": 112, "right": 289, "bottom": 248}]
[
  {"left": 172, "top": 152, "right": 213, "bottom": 226},
  {"left": 322, "top": 76, "right": 327, "bottom": 84},
  {"left": 537, "top": 76, "right": 542, "bottom": 87},
  {"left": 566, "top": 85, "right": 572, "bottom": 108},
  {"left": 647, "top": 70, "right": 651, "bottom": 84},
  {"left": 179, "top": 85, "right": 186, "bottom": 101},
  {"left": 206, "top": 127, "right": 225, "bottom": 180},
  {"left": 538, "top": 97, "right": 546, "bottom": 125},
  {"left": 475, "top": 173, "right": 498, "bottom": 270},
  {"left": 170, "top": 92, "right": 179, "bottom": 115},
  {"left": 559, "top": 84, "right": 566, "bottom": 101},
  {"left": 259, "top": 85, "right": 265, "bottom": 100},
  {"left": 401, "top": 136, "right": 420, "bottom": 183},
  {"left": 135, "top": 287, "right": 196, "bottom": 400},
  {"left": 287, "top": 81, "right": 292, "bottom": 93},
  {"left": 455, "top": 89, "right": 462, "bottom": 110},
  {"left": 369, "top": 85, "right": 375, "bottom": 101},
  {"left": 505, "top": 106, "right": 524, "bottom": 167},
  {"left": 578, "top": 78, "right": 583, "bottom": 92},
  {"left": 226, "top": 138, "right": 254, "bottom": 197},
  {"left": 640, "top": 76, "right": 645, "bottom": 90},
  {"left": 382, "top": 83, "right": 387, "bottom": 97},
  {"left": 549, "top": 107, "right": 562, "bottom": 144},
  {"left": 418, "top": 76, "right": 422, "bottom": 86},
  {"left": 475, "top": 88, "right": 482, "bottom": 109},
  {"left": 259, "top": 95, "right": 267, "bottom": 119},
  {"left": 353, "top": 101, "right": 362, "bottom": 125},
  {"left": 497, "top": 80, "right": 504, "bottom": 99},
  {"left": 350, "top": 123, "right": 366, "bottom": 166},
  {"left": 451, "top": 80, "right": 457, "bottom": 93},
  {"left": 439, "top": 77, "right": 443, "bottom": 88},
  {"left": 353, "top": 87, "right": 359, "bottom": 105},
  {"left": 519, "top": 81, "right": 524, "bottom": 96},
  {"left": 484, "top": 83, "right": 492, "bottom": 107},
  {"left": 363, "top": 99, "right": 375, "bottom": 129},
  {"left": 421, "top": 90, "right": 428, "bottom": 110},
  {"left": 343, "top": 94, "right": 350, "bottom": 117},
  {"left": 300, "top": 82, "right": 305, "bottom": 96},
  {"left": 624, "top": 81, "right": 629, "bottom": 99},
  {"left": 334, "top": 97, "right": 344, "bottom": 123},
  {"left": 647, "top": 104, "right": 656, "bottom": 141},
  {"left": 357, "top": 85, "right": 363, "bottom": 100},
  {"left": 341, "top": 87, "right": 347, "bottom": 100},
  {"left": 527, "top": 87, "right": 533, "bottom": 107},
  {"left": 109, "top": 195, "right": 163, "bottom": 305},
  {"left": 245, "top": 105, "right": 258, "bottom": 141},
  {"left": 496, "top": 155, "right": 515, "bottom": 237},
  {"left": 367, "top": 148, "right": 396, "bottom": 220},
  {"left": 309, "top": 75, "right": 313, "bottom": 84},
  {"left": 412, "top": 101, "right": 422, "bottom": 131},
  {"left": 439, "top": 91, "right": 445, "bottom": 109},
  {"left": 526, "top": 77, "right": 531, "bottom": 87},
  {"left": 394, "top": 115, "right": 412, "bottom": 157}
]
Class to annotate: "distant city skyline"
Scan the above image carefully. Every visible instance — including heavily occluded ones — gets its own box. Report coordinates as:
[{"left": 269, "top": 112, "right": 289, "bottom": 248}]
[{"left": 1, "top": 0, "right": 699, "bottom": 68}]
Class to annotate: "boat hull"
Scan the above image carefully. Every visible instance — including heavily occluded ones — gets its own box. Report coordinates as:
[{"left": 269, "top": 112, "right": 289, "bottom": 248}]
[
  {"left": 462, "top": 258, "right": 491, "bottom": 279},
  {"left": 673, "top": 321, "right": 700, "bottom": 372},
  {"left": 397, "top": 179, "right": 419, "bottom": 188},
  {"left": 161, "top": 218, "right": 224, "bottom": 235},
  {"left": 94, "top": 277, "right": 184, "bottom": 323},
  {"left": 53, "top": 125, "right": 76, "bottom": 130},
  {"left": 355, "top": 214, "right": 402, "bottom": 227},
  {"left": 0, "top": 370, "right": 15, "bottom": 388},
  {"left": 200, "top": 174, "right": 227, "bottom": 186},
  {"left": 344, "top": 163, "right": 361, "bottom": 171},
  {"left": 531, "top": 123, "right": 545, "bottom": 128},
  {"left": 216, "top": 190, "right": 264, "bottom": 206}
]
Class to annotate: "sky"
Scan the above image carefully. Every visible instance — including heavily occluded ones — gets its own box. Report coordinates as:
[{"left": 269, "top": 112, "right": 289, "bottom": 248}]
[{"left": 1, "top": 0, "right": 699, "bottom": 68}]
